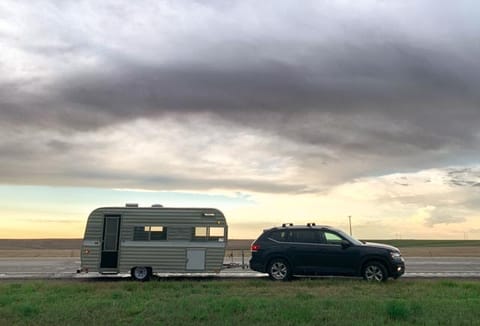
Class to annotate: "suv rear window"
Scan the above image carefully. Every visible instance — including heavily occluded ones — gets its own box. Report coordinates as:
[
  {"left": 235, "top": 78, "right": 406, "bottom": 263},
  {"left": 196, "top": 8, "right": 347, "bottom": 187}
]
[
  {"left": 292, "top": 229, "right": 322, "bottom": 243},
  {"left": 269, "top": 230, "right": 293, "bottom": 242}
]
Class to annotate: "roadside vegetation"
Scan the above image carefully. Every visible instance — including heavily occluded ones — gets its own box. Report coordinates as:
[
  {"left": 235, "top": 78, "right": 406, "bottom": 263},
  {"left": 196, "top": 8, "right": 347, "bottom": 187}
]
[{"left": 1, "top": 278, "right": 479, "bottom": 325}]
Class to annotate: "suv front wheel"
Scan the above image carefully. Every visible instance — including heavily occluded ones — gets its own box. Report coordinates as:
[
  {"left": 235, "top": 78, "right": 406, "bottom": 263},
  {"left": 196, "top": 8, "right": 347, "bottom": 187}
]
[
  {"left": 362, "top": 262, "right": 388, "bottom": 282},
  {"left": 268, "top": 258, "right": 291, "bottom": 281}
]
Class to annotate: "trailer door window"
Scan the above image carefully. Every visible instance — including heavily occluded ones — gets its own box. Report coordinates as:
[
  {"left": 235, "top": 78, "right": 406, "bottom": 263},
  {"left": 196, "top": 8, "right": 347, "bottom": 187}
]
[{"left": 103, "top": 217, "right": 120, "bottom": 251}]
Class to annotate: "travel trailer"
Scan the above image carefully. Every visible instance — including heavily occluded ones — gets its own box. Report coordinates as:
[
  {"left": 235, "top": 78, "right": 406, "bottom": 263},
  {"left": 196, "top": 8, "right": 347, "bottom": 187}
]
[{"left": 79, "top": 204, "right": 228, "bottom": 280}]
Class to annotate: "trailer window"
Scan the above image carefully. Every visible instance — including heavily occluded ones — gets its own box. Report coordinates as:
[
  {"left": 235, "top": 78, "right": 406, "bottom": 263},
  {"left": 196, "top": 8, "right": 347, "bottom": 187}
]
[
  {"left": 210, "top": 227, "right": 224, "bottom": 238},
  {"left": 192, "top": 226, "right": 225, "bottom": 241},
  {"left": 194, "top": 227, "right": 207, "bottom": 238},
  {"left": 134, "top": 226, "right": 167, "bottom": 241},
  {"left": 150, "top": 226, "right": 167, "bottom": 240},
  {"left": 134, "top": 226, "right": 149, "bottom": 241}
]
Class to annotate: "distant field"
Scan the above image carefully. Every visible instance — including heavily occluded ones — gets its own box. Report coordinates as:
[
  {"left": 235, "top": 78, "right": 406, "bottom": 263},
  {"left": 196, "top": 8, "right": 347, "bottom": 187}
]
[
  {"left": 368, "top": 240, "right": 480, "bottom": 248},
  {"left": 0, "top": 239, "right": 82, "bottom": 250},
  {"left": 2, "top": 239, "right": 479, "bottom": 249},
  {"left": 1, "top": 279, "right": 479, "bottom": 325},
  {"left": 364, "top": 240, "right": 480, "bottom": 257},
  {"left": 0, "top": 250, "right": 80, "bottom": 257},
  {"left": 0, "top": 239, "right": 479, "bottom": 257}
]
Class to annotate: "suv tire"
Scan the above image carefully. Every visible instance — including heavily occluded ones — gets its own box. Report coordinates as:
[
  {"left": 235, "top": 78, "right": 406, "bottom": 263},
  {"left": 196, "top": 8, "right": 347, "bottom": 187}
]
[
  {"left": 268, "top": 258, "right": 291, "bottom": 281},
  {"left": 362, "top": 261, "right": 388, "bottom": 282}
]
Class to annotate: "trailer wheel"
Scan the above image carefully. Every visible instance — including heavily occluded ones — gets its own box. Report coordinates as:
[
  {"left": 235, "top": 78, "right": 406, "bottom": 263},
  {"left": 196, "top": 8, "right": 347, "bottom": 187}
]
[{"left": 131, "top": 266, "right": 150, "bottom": 281}]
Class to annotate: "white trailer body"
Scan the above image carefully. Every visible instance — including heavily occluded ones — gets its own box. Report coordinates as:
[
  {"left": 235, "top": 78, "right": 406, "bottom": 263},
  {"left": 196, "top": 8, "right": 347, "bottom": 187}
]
[{"left": 80, "top": 205, "right": 227, "bottom": 279}]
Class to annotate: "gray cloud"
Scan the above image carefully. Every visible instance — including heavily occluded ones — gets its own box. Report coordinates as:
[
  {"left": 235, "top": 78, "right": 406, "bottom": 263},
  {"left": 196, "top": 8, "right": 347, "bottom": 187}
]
[
  {"left": 0, "top": 161, "right": 310, "bottom": 194},
  {"left": 424, "top": 214, "right": 467, "bottom": 227},
  {"left": 1, "top": 1, "right": 480, "bottom": 192},
  {"left": 446, "top": 168, "right": 480, "bottom": 187}
]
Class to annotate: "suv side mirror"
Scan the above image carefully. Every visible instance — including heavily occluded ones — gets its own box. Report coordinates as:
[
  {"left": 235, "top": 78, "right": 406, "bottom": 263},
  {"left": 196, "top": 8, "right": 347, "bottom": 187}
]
[{"left": 341, "top": 240, "right": 351, "bottom": 249}]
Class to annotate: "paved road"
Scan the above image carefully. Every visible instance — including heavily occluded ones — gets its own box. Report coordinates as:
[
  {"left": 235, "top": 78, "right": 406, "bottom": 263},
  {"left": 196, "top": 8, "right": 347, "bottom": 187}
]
[
  {"left": 1, "top": 257, "right": 480, "bottom": 279},
  {"left": 405, "top": 257, "right": 480, "bottom": 278}
]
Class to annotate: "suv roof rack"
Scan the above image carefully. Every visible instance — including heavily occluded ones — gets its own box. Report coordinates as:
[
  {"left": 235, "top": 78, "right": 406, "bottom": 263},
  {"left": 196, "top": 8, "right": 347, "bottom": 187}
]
[
  {"left": 281, "top": 223, "right": 294, "bottom": 227},
  {"left": 307, "top": 222, "right": 316, "bottom": 227}
]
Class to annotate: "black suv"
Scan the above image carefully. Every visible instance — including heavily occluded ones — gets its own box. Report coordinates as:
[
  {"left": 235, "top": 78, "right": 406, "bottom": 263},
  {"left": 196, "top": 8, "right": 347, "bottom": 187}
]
[{"left": 249, "top": 223, "right": 405, "bottom": 281}]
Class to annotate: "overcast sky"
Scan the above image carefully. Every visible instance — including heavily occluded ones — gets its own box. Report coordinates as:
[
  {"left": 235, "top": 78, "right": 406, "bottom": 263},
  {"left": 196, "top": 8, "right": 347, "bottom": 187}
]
[{"left": 1, "top": 0, "right": 480, "bottom": 238}]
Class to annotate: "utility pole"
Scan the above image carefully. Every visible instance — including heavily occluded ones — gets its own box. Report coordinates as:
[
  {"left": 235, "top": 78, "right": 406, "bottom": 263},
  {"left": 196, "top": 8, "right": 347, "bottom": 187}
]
[{"left": 348, "top": 216, "right": 352, "bottom": 236}]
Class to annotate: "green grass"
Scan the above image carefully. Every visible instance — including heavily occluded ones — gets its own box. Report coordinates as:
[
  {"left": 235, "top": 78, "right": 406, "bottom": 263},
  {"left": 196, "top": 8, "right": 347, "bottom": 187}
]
[
  {"left": 363, "top": 239, "right": 480, "bottom": 247},
  {"left": 1, "top": 279, "right": 479, "bottom": 325}
]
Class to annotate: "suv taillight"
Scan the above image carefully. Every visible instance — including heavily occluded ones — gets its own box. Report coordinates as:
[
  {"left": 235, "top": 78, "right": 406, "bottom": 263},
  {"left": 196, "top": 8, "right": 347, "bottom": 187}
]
[{"left": 251, "top": 244, "right": 261, "bottom": 252}]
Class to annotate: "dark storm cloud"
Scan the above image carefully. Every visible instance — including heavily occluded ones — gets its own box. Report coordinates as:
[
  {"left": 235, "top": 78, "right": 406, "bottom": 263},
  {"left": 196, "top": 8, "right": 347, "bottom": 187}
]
[
  {"left": 1, "top": 0, "right": 480, "bottom": 192},
  {"left": 61, "top": 46, "right": 477, "bottom": 114},
  {"left": 3, "top": 1, "right": 479, "bottom": 130},
  {"left": 47, "top": 37, "right": 480, "bottom": 127},
  {"left": 9, "top": 37, "right": 479, "bottom": 165}
]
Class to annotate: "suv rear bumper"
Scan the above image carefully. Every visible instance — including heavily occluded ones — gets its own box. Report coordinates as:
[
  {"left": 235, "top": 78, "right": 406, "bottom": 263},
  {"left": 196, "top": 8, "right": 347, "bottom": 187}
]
[{"left": 249, "top": 258, "right": 266, "bottom": 273}]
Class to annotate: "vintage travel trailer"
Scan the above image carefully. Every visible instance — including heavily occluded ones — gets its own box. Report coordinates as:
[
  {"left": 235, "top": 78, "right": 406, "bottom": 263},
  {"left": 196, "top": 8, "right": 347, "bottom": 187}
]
[{"left": 79, "top": 204, "right": 228, "bottom": 280}]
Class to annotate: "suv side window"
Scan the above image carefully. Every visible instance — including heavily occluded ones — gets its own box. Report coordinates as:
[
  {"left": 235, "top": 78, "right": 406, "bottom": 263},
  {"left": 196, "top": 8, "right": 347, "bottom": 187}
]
[
  {"left": 323, "top": 231, "right": 343, "bottom": 245},
  {"left": 269, "top": 230, "right": 293, "bottom": 242},
  {"left": 292, "top": 229, "right": 322, "bottom": 243}
]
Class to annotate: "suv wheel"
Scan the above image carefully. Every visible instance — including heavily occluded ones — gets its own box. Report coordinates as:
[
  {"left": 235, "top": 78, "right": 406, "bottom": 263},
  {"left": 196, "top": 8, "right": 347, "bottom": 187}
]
[
  {"left": 363, "top": 262, "right": 387, "bottom": 282},
  {"left": 268, "top": 259, "right": 291, "bottom": 281}
]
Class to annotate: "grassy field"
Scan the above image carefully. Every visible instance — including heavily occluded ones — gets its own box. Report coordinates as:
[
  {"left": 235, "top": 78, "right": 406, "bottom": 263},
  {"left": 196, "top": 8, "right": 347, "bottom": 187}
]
[{"left": 1, "top": 279, "right": 479, "bottom": 325}]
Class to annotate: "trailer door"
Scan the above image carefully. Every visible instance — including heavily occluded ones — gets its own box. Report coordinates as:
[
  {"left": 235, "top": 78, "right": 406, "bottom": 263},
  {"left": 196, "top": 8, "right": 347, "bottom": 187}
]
[
  {"left": 186, "top": 249, "right": 206, "bottom": 270},
  {"left": 100, "top": 215, "right": 121, "bottom": 269}
]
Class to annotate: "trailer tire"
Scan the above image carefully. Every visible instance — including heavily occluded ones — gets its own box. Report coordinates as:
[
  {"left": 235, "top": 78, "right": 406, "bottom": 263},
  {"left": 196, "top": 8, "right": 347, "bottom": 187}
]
[{"left": 131, "top": 266, "right": 151, "bottom": 281}]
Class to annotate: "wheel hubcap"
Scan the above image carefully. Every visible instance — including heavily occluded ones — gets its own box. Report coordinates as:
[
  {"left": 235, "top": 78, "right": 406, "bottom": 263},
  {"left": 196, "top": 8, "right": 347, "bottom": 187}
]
[
  {"left": 271, "top": 262, "right": 287, "bottom": 280},
  {"left": 365, "top": 265, "right": 384, "bottom": 281},
  {"left": 134, "top": 267, "right": 148, "bottom": 279}
]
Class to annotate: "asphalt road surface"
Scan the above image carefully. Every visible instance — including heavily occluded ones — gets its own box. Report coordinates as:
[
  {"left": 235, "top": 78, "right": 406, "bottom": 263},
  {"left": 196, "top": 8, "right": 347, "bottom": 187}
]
[{"left": 1, "top": 257, "right": 480, "bottom": 279}]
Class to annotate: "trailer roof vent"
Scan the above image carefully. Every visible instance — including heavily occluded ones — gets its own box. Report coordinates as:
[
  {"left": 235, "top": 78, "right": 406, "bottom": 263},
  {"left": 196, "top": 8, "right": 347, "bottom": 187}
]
[
  {"left": 282, "top": 223, "right": 294, "bottom": 227},
  {"left": 152, "top": 204, "right": 163, "bottom": 208},
  {"left": 125, "top": 203, "right": 139, "bottom": 208},
  {"left": 307, "top": 222, "right": 316, "bottom": 227}
]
